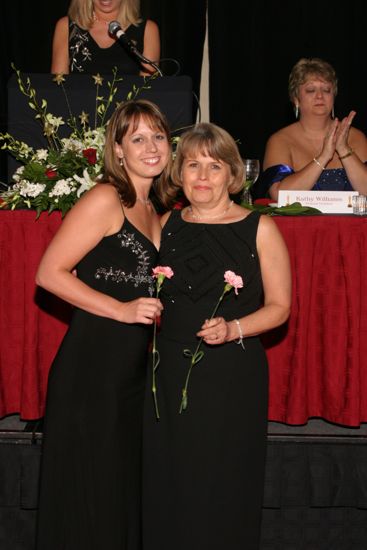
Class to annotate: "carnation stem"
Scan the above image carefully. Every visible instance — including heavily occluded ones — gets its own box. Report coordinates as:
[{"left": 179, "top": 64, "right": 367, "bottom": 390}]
[
  {"left": 179, "top": 287, "right": 230, "bottom": 413},
  {"left": 179, "top": 336, "right": 204, "bottom": 413},
  {"left": 152, "top": 318, "right": 160, "bottom": 420},
  {"left": 151, "top": 280, "right": 162, "bottom": 420}
]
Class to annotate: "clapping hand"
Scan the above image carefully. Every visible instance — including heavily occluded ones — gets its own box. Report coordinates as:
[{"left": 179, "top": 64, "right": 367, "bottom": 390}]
[
  {"left": 335, "top": 110, "right": 356, "bottom": 156},
  {"left": 320, "top": 110, "right": 355, "bottom": 163},
  {"left": 321, "top": 118, "right": 338, "bottom": 162}
]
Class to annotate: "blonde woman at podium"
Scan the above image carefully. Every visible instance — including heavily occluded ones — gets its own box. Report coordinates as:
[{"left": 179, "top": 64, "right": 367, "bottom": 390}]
[
  {"left": 255, "top": 58, "right": 367, "bottom": 201},
  {"left": 35, "top": 99, "right": 171, "bottom": 550},
  {"left": 51, "top": 0, "right": 160, "bottom": 75}
]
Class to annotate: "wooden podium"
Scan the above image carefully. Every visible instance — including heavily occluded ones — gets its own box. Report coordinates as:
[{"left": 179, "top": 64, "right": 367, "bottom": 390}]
[{"left": 6, "top": 73, "right": 193, "bottom": 181}]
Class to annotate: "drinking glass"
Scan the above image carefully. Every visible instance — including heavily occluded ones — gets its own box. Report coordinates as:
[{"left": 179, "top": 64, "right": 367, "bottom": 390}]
[
  {"left": 242, "top": 159, "right": 260, "bottom": 204},
  {"left": 352, "top": 194, "right": 367, "bottom": 215}
]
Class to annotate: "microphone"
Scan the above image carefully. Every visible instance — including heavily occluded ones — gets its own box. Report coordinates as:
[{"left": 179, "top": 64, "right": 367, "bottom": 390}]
[{"left": 108, "top": 21, "right": 162, "bottom": 75}]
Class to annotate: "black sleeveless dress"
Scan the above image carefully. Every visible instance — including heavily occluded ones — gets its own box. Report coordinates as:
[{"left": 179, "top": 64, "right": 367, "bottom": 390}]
[
  {"left": 36, "top": 218, "right": 157, "bottom": 550},
  {"left": 69, "top": 19, "right": 146, "bottom": 74},
  {"left": 143, "top": 210, "right": 268, "bottom": 550}
]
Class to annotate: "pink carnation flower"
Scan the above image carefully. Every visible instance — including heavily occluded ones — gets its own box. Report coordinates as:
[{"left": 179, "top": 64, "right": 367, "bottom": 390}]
[
  {"left": 224, "top": 270, "right": 244, "bottom": 295},
  {"left": 152, "top": 266, "right": 174, "bottom": 279}
]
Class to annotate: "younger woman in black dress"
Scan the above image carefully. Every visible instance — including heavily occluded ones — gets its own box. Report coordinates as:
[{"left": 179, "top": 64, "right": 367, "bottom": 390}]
[
  {"left": 36, "top": 99, "right": 171, "bottom": 550},
  {"left": 143, "top": 123, "right": 291, "bottom": 550}
]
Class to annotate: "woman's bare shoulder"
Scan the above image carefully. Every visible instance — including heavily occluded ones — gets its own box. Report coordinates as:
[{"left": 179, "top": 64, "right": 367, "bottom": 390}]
[
  {"left": 72, "top": 183, "right": 120, "bottom": 213},
  {"left": 350, "top": 126, "right": 367, "bottom": 142},
  {"left": 264, "top": 124, "right": 300, "bottom": 168},
  {"left": 257, "top": 213, "right": 288, "bottom": 249},
  {"left": 267, "top": 123, "right": 299, "bottom": 145},
  {"left": 145, "top": 19, "right": 159, "bottom": 33},
  {"left": 54, "top": 16, "right": 69, "bottom": 32},
  {"left": 59, "top": 183, "right": 122, "bottom": 237}
]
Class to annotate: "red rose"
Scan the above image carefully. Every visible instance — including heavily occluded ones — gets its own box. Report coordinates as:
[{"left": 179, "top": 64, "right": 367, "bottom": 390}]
[
  {"left": 45, "top": 169, "right": 57, "bottom": 179},
  {"left": 82, "top": 148, "right": 97, "bottom": 165}
]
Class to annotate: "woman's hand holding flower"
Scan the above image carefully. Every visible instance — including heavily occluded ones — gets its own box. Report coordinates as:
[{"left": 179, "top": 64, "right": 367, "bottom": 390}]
[
  {"left": 197, "top": 316, "right": 229, "bottom": 345},
  {"left": 118, "top": 297, "right": 163, "bottom": 324},
  {"left": 198, "top": 317, "right": 247, "bottom": 345},
  {"left": 180, "top": 270, "right": 244, "bottom": 412}
]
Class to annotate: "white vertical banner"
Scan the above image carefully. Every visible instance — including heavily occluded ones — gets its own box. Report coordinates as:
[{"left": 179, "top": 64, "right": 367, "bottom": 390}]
[{"left": 198, "top": 1, "right": 209, "bottom": 122}]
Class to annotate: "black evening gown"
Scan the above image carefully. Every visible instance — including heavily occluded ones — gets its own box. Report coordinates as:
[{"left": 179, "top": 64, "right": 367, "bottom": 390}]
[
  {"left": 143, "top": 210, "right": 268, "bottom": 550},
  {"left": 37, "top": 218, "right": 157, "bottom": 550},
  {"left": 68, "top": 19, "right": 146, "bottom": 74}
]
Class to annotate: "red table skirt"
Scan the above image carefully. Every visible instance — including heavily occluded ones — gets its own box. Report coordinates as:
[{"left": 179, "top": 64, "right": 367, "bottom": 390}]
[
  {"left": 0, "top": 211, "right": 69, "bottom": 420},
  {"left": 1, "top": 211, "right": 366, "bottom": 425},
  {"left": 265, "top": 215, "right": 367, "bottom": 426}
]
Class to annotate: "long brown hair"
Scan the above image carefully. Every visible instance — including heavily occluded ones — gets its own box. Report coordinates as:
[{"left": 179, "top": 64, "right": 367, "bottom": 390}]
[{"left": 103, "top": 99, "right": 173, "bottom": 208}]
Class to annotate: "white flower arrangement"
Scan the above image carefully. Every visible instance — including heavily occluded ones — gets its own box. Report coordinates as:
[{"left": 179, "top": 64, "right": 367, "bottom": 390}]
[{"left": 0, "top": 65, "right": 154, "bottom": 217}]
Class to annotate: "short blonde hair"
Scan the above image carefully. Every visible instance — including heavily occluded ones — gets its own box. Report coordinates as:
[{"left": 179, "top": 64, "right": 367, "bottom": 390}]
[
  {"left": 103, "top": 99, "right": 172, "bottom": 208},
  {"left": 288, "top": 57, "right": 338, "bottom": 103},
  {"left": 68, "top": 0, "right": 141, "bottom": 30},
  {"left": 170, "top": 123, "right": 245, "bottom": 195}
]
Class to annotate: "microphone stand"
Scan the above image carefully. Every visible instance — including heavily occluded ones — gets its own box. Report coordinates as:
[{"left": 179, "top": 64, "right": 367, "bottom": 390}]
[
  {"left": 108, "top": 21, "right": 163, "bottom": 76},
  {"left": 130, "top": 48, "right": 163, "bottom": 77}
]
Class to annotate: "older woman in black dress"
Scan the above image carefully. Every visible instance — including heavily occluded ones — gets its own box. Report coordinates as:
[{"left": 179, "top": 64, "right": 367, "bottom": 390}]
[{"left": 143, "top": 122, "right": 291, "bottom": 550}]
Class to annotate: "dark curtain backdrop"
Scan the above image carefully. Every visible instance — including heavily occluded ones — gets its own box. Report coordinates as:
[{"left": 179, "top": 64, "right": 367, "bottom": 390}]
[
  {"left": 208, "top": 0, "right": 367, "bottom": 160},
  {"left": 0, "top": 0, "right": 69, "bottom": 182},
  {"left": 141, "top": 0, "right": 207, "bottom": 120},
  {"left": 2, "top": 0, "right": 367, "bottom": 180}
]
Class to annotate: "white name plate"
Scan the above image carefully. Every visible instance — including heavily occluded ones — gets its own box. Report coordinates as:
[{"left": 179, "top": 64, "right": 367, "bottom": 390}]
[{"left": 278, "top": 190, "right": 358, "bottom": 213}]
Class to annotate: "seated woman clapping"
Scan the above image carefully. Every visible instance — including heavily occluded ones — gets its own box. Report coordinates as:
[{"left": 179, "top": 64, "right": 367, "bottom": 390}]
[{"left": 257, "top": 58, "right": 367, "bottom": 201}]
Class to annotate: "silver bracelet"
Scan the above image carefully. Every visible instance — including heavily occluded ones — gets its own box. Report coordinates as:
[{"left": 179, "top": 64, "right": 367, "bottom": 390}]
[
  {"left": 312, "top": 157, "right": 326, "bottom": 170},
  {"left": 234, "top": 319, "right": 245, "bottom": 350}
]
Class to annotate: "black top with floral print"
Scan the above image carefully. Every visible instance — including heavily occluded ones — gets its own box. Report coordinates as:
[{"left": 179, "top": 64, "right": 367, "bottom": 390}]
[{"left": 68, "top": 19, "right": 146, "bottom": 74}]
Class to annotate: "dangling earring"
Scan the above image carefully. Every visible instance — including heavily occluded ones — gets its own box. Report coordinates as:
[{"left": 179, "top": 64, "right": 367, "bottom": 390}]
[
  {"left": 119, "top": 157, "right": 124, "bottom": 166},
  {"left": 331, "top": 106, "right": 335, "bottom": 119},
  {"left": 294, "top": 105, "right": 299, "bottom": 119}
]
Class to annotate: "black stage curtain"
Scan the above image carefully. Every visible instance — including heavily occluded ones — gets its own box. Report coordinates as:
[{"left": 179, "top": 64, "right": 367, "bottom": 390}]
[
  {"left": 1, "top": 437, "right": 366, "bottom": 550},
  {"left": 141, "top": 0, "right": 207, "bottom": 120},
  {"left": 208, "top": 0, "right": 367, "bottom": 161},
  {"left": 2, "top": 1, "right": 367, "bottom": 174},
  {"left": 0, "top": 1, "right": 69, "bottom": 182}
]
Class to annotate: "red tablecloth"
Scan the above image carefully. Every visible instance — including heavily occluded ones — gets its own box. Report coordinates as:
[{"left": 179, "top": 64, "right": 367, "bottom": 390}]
[
  {"left": 0, "top": 211, "right": 68, "bottom": 420},
  {"left": 266, "top": 215, "right": 367, "bottom": 426},
  {"left": 1, "top": 211, "right": 366, "bottom": 425}
]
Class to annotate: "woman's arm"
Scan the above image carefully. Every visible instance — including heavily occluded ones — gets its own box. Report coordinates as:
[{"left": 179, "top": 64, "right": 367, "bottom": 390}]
[
  {"left": 36, "top": 184, "right": 162, "bottom": 324},
  {"left": 51, "top": 16, "right": 70, "bottom": 74},
  {"left": 264, "top": 123, "right": 338, "bottom": 201},
  {"left": 198, "top": 215, "right": 291, "bottom": 343},
  {"left": 140, "top": 19, "right": 160, "bottom": 76},
  {"left": 336, "top": 120, "right": 367, "bottom": 195}
]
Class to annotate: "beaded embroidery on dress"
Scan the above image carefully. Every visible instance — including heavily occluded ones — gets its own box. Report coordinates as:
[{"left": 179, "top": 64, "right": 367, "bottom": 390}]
[
  {"left": 95, "top": 228, "right": 155, "bottom": 294},
  {"left": 68, "top": 19, "right": 146, "bottom": 74}
]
